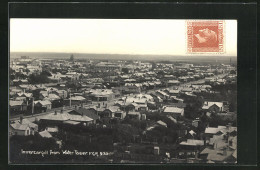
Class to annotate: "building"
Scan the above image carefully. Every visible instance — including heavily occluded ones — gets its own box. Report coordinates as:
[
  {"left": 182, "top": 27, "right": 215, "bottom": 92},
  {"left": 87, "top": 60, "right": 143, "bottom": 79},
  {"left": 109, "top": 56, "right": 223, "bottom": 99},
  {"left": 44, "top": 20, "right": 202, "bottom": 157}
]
[
  {"left": 9, "top": 100, "right": 27, "bottom": 112},
  {"left": 202, "top": 101, "right": 224, "bottom": 113},
  {"left": 69, "top": 108, "right": 100, "bottom": 124},
  {"left": 163, "top": 106, "right": 184, "bottom": 118},
  {"left": 34, "top": 100, "right": 52, "bottom": 112},
  {"left": 10, "top": 117, "right": 38, "bottom": 136}
]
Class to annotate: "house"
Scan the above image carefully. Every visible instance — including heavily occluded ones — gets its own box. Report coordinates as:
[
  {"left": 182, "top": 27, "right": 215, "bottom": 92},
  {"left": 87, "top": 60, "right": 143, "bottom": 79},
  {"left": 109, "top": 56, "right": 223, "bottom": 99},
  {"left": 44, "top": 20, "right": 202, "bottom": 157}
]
[
  {"left": 167, "top": 80, "right": 180, "bottom": 86},
  {"left": 204, "top": 125, "right": 237, "bottom": 144},
  {"left": 122, "top": 84, "right": 141, "bottom": 94},
  {"left": 128, "top": 103, "right": 148, "bottom": 112},
  {"left": 202, "top": 101, "right": 224, "bottom": 113},
  {"left": 127, "top": 111, "right": 141, "bottom": 120},
  {"left": 163, "top": 106, "right": 184, "bottom": 118},
  {"left": 200, "top": 147, "right": 236, "bottom": 163},
  {"left": 40, "top": 110, "right": 70, "bottom": 125},
  {"left": 179, "top": 139, "right": 204, "bottom": 148},
  {"left": 181, "top": 87, "right": 193, "bottom": 93},
  {"left": 41, "top": 93, "right": 61, "bottom": 102},
  {"left": 10, "top": 117, "right": 38, "bottom": 136},
  {"left": 114, "top": 111, "right": 127, "bottom": 119},
  {"left": 69, "top": 96, "right": 86, "bottom": 105},
  {"left": 68, "top": 108, "right": 100, "bottom": 124},
  {"left": 156, "top": 90, "right": 170, "bottom": 100},
  {"left": 10, "top": 123, "right": 31, "bottom": 136},
  {"left": 35, "top": 100, "right": 52, "bottom": 112},
  {"left": 178, "top": 139, "right": 204, "bottom": 159},
  {"left": 167, "top": 89, "right": 180, "bottom": 96},
  {"left": 68, "top": 114, "right": 94, "bottom": 125},
  {"left": 9, "top": 100, "right": 27, "bottom": 112},
  {"left": 15, "top": 92, "right": 33, "bottom": 98},
  {"left": 40, "top": 109, "right": 95, "bottom": 126},
  {"left": 168, "top": 100, "right": 187, "bottom": 109},
  {"left": 54, "top": 90, "right": 68, "bottom": 99},
  {"left": 101, "top": 106, "right": 121, "bottom": 118},
  {"left": 88, "top": 89, "right": 115, "bottom": 102}
]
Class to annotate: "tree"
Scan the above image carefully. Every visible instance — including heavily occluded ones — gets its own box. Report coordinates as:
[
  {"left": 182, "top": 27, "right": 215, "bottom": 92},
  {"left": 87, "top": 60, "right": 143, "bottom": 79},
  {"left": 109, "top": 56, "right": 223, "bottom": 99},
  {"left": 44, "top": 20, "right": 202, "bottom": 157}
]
[
  {"left": 28, "top": 72, "right": 51, "bottom": 84},
  {"left": 230, "top": 70, "right": 236, "bottom": 74},
  {"left": 121, "top": 68, "right": 129, "bottom": 74},
  {"left": 70, "top": 54, "right": 74, "bottom": 62}
]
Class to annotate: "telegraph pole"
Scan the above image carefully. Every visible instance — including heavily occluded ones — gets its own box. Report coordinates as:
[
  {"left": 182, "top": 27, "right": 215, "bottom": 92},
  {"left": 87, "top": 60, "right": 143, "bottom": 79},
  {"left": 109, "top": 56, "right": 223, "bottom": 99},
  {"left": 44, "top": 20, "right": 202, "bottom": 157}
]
[{"left": 32, "top": 97, "right": 34, "bottom": 115}]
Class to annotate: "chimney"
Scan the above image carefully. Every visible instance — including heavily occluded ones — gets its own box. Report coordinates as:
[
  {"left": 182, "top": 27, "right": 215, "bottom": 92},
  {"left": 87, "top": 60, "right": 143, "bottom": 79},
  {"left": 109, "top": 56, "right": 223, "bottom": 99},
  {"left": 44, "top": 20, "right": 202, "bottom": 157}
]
[
  {"left": 223, "top": 148, "right": 227, "bottom": 156},
  {"left": 20, "top": 116, "right": 23, "bottom": 124}
]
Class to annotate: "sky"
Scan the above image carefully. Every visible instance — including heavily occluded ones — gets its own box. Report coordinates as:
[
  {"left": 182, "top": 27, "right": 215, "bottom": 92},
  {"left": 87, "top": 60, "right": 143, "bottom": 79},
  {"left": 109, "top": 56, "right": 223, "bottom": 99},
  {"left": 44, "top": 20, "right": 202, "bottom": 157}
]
[{"left": 10, "top": 19, "right": 237, "bottom": 56}]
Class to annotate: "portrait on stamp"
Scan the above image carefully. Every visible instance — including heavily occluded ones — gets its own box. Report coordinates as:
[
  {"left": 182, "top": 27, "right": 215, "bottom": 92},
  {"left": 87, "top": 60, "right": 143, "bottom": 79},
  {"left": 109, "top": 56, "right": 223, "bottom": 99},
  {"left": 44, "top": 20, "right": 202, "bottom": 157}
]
[{"left": 187, "top": 20, "right": 225, "bottom": 53}]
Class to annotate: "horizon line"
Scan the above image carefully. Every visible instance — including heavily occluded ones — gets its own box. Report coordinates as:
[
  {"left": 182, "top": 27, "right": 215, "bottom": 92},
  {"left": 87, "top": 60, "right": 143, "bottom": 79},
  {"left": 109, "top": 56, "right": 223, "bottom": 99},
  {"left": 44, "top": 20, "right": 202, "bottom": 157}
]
[{"left": 10, "top": 51, "right": 237, "bottom": 58}]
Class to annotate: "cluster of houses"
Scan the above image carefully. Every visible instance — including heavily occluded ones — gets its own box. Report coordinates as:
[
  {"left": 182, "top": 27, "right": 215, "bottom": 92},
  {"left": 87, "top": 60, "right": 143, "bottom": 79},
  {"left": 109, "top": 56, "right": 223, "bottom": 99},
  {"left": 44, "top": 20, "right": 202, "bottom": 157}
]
[{"left": 9, "top": 56, "right": 237, "bottom": 163}]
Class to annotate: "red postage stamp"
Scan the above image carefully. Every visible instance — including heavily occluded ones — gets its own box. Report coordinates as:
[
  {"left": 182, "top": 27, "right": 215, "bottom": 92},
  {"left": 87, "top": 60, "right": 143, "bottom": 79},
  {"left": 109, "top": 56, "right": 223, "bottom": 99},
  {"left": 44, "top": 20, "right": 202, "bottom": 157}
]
[{"left": 186, "top": 20, "right": 225, "bottom": 53}]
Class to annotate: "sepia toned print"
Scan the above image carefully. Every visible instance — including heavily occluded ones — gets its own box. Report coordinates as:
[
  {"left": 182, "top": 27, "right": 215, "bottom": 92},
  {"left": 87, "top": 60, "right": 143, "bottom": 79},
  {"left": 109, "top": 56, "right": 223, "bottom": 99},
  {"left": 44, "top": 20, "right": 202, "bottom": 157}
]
[{"left": 9, "top": 19, "right": 237, "bottom": 164}]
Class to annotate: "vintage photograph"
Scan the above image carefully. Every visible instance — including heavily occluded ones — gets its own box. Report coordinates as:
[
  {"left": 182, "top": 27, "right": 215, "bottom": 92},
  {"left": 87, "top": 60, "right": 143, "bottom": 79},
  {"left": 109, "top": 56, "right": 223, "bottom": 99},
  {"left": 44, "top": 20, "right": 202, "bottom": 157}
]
[{"left": 9, "top": 19, "right": 237, "bottom": 164}]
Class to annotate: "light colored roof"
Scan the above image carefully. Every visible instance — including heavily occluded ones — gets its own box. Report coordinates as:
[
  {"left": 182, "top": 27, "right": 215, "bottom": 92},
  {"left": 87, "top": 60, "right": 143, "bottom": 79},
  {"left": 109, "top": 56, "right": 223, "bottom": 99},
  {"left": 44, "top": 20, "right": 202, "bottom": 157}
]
[
  {"left": 205, "top": 126, "right": 236, "bottom": 134},
  {"left": 189, "top": 130, "right": 196, "bottom": 136},
  {"left": 167, "top": 115, "right": 177, "bottom": 123},
  {"left": 106, "top": 106, "right": 120, "bottom": 113},
  {"left": 206, "top": 150, "right": 233, "bottom": 162},
  {"left": 69, "top": 114, "right": 93, "bottom": 122},
  {"left": 209, "top": 135, "right": 224, "bottom": 145},
  {"left": 40, "top": 112, "right": 70, "bottom": 121},
  {"left": 46, "top": 93, "right": 60, "bottom": 100},
  {"left": 201, "top": 148, "right": 215, "bottom": 154},
  {"left": 157, "top": 90, "right": 169, "bottom": 97},
  {"left": 128, "top": 111, "right": 140, "bottom": 116},
  {"left": 163, "top": 107, "right": 184, "bottom": 114},
  {"left": 10, "top": 123, "right": 29, "bottom": 131},
  {"left": 157, "top": 120, "right": 167, "bottom": 127},
  {"left": 37, "top": 100, "right": 52, "bottom": 106},
  {"left": 41, "top": 111, "right": 93, "bottom": 122},
  {"left": 146, "top": 125, "right": 156, "bottom": 131},
  {"left": 180, "top": 139, "right": 204, "bottom": 146},
  {"left": 168, "top": 80, "right": 180, "bottom": 84},
  {"left": 15, "top": 97, "right": 26, "bottom": 101},
  {"left": 89, "top": 89, "right": 113, "bottom": 96},
  {"left": 123, "top": 97, "right": 147, "bottom": 104},
  {"left": 205, "top": 127, "right": 224, "bottom": 134},
  {"left": 15, "top": 119, "right": 38, "bottom": 129},
  {"left": 10, "top": 100, "right": 24, "bottom": 106},
  {"left": 70, "top": 96, "right": 86, "bottom": 101},
  {"left": 203, "top": 102, "right": 223, "bottom": 109},
  {"left": 39, "top": 130, "right": 52, "bottom": 138},
  {"left": 135, "top": 94, "right": 153, "bottom": 100},
  {"left": 17, "top": 92, "right": 33, "bottom": 98},
  {"left": 63, "top": 120, "right": 81, "bottom": 125},
  {"left": 46, "top": 127, "right": 58, "bottom": 133},
  {"left": 169, "top": 90, "right": 180, "bottom": 94}
]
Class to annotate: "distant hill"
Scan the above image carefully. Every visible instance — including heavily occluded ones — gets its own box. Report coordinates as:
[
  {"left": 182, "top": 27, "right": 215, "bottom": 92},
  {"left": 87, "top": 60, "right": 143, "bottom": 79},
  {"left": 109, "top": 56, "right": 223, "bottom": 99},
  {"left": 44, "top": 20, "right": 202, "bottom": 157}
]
[{"left": 10, "top": 52, "right": 237, "bottom": 64}]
